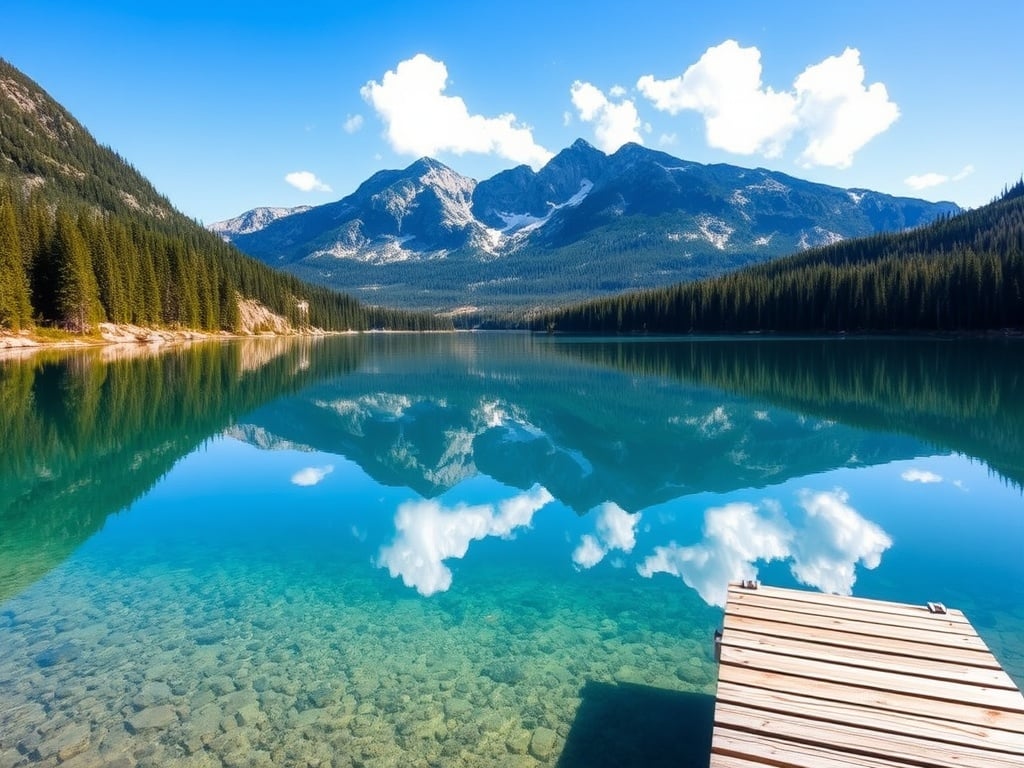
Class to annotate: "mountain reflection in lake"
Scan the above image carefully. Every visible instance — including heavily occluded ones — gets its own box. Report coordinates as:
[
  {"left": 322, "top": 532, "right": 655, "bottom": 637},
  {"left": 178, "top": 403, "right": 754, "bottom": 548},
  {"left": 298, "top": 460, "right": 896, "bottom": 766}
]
[{"left": 1, "top": 334, "right": 1021, "bottom": 767}]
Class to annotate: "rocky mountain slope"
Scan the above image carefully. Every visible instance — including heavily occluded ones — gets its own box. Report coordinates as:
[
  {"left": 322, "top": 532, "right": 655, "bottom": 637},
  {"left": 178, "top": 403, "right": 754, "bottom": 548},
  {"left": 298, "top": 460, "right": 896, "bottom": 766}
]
[
  {"left": 215, "top": 140, "right": 960, "bottom": 312},
  {"left": 208, "top": 205, "right": 311, "bottom": 239}
]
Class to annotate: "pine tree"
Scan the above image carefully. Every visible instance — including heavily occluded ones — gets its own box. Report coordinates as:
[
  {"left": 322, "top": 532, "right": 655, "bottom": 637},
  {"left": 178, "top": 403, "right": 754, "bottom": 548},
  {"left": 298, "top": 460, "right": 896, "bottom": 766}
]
[
  {"left": 53, "top": 212, "right": 103, "bottom": 332},
  {"left": 0, "top": 191, "right": 32, "bottom": 330}
]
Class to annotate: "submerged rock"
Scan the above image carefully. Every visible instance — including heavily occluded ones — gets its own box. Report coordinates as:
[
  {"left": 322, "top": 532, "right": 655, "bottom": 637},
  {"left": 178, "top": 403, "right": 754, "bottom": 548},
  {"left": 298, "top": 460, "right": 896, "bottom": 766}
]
[
  {"left": 506, "top": 728, "right": 531, "bottom": 754},
  {"left": 482, "top": 661, "right": 526, "bottom": 685},
  {"left": 126, "top": 704, "right": 178, "bottom": 732},
  {"left": 34, "top": 642, "right": 81, "bottom": 668},
  {"left": 132, "top": 680, "right": 172, "bottom": 709},
  {"left": 529, "top": 726, "right": 557, "bottom": 760},
  {"left": 443, "top": 698, "right": 472, "bottom": 719},
  {"left": 32, "top": 723, "right": 91, "bottom": 763}
]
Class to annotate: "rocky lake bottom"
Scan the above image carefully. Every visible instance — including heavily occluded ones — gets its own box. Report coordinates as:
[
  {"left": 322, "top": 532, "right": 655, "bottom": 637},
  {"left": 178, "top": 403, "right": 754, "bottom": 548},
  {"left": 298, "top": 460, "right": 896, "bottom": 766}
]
[{"left": 0, "top": 541, "right": 720, "bottom": 768}]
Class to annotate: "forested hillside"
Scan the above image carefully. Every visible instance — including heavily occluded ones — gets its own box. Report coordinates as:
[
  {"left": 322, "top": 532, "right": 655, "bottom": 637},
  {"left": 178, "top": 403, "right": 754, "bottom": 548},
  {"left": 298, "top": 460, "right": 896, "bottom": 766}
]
[
  {"left": 0, "top": 59, "right": 449, "bottom": 334},
  {"left": 539, "top": 181, "right": 1024, "bottom": 334}
]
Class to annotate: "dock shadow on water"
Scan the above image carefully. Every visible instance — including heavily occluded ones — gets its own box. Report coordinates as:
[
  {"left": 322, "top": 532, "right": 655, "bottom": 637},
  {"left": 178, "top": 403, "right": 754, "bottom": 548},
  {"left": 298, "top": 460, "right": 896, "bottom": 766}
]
[{"left": 556, "top": 680, "right": 715, "bottom": 768}]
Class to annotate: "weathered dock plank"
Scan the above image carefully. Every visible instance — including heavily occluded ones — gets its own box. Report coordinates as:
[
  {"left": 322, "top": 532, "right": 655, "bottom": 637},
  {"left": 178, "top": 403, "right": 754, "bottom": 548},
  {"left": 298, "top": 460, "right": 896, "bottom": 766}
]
[{"left": 711, "top": 582, "right": 1024, "bottom": 767}]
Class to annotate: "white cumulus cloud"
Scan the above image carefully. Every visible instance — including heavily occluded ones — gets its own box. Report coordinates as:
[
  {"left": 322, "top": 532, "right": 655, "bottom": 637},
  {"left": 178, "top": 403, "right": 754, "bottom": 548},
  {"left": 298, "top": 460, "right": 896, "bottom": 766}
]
[
  {"left": 290, "top": 464, "right": 334, "bottom": 486},
  {"left": 285, "top": 171, "right": 332, "bottom": 193},
  {"left": 362, "top": 53, "right": 552, "bottom": 168},
  {"left": 901, "top": 468, "right": 943, "bottom": 484},
  {"left": 570, "top": 81, "right": 644, "bottom": 153},
  {"left": 905, "top": 164, "right": 974, "bottom": 191},
  {"left": 637, "top": 40, "right": 898, "bottom": 169},
  {"left": 572, "top": 502, "right": 642, "bottom": 570},
  {"left": 794, "top": 48, "right": 899, "bottom": 168},
  {"left": 378, "top": 485, "right": 554, "bottom": 596},
  {"left": 343, "top": 113, "right": 364, "bottom": 134},
  {"left": 905, "top": 173, "right": 948, "bottom": 191},
  {"left": 637, "top": 40, "right": 797, "bottom": 157},
  {"left": 954, "top": 165, "right": 975, "bottom": 181}
]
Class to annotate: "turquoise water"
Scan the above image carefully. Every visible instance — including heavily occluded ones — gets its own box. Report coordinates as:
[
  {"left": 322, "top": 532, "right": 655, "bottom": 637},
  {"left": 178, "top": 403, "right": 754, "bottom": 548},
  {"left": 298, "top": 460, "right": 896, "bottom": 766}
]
[{"left": 1, "top": 334, "right": 1022, "bottom": 767}]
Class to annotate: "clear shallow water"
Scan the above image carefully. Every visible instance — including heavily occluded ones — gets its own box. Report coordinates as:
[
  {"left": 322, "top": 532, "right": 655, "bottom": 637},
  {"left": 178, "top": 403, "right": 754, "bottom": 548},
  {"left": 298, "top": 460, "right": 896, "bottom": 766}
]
[{"left": 0, "top": 334, "right": 1022, "bottom": 767}]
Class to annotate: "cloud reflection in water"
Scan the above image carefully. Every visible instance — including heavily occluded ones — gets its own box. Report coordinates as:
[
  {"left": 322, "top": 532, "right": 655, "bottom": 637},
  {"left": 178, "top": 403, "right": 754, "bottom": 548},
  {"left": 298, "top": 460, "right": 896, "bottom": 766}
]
[
  {"left": 378, "top": 485, "right": 554, "bottom": 596},
  {"left": 572, "top": 502, "right": 642, "bottom": 569},
  {"left": 638, "top": 489, "right": 891, "bottom": 606},
  {"left": 290, "top": 465, "right": 334, "bottom": 486}
]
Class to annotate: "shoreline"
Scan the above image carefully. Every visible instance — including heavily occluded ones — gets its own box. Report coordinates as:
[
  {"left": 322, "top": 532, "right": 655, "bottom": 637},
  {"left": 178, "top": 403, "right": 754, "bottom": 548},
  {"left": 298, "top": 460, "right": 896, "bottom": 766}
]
[
  {"left": 0, "top": 323, "right": 470, "bottom": 357},
  {"left": 0, "top": 322, "right": 352, "bottom": 353},
  {"left": 5, "top": 323, "right": 1018, "bottom": 354}
]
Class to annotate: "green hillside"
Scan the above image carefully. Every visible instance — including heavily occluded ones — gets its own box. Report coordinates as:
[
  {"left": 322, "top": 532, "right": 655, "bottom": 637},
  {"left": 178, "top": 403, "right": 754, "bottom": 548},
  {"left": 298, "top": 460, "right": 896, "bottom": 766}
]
[
  {"left": 539, "top": 181, "right": 1024, "bottom": 334},
  {"left": 0, "top": 58, "right": 449, "bottom": 334}
]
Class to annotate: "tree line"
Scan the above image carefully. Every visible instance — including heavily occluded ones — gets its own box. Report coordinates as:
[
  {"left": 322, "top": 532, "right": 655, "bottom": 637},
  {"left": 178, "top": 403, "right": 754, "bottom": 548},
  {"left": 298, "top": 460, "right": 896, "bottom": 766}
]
[
  {"left": 0, "top": 187, "right": 453, "bottom": 334},
  {"left": 537, "top": 182, "right": 1024, "bottom": 334}
]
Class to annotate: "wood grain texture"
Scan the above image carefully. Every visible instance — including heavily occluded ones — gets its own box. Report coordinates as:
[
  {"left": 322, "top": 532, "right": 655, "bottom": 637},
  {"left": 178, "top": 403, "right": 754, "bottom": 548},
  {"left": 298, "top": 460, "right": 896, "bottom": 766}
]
[{"left": 711, "top": 583, "right": 1024, "bottom": 768}]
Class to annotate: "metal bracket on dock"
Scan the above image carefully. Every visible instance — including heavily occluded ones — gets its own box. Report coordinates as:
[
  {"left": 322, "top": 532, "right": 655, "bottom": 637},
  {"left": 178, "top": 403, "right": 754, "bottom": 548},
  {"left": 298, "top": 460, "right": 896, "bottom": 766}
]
[
  {"left": 713, "top": 629, "right": 723, "bottom": 663},
  {"left": 927, "top": 601, "right": 947, "bottom": 614},
  {"left": 738, "top": 579, "right": 759, "bottom": 590}
]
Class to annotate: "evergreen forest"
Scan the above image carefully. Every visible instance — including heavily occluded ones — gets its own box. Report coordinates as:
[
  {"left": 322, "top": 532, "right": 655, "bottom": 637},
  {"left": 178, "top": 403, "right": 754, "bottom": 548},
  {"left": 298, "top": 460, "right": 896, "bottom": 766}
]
[
  {"left": 0, "top": 59, "right": 449, "bottom": 335},
  {"left": 537, "top": 182, "right": 1024, "bottom": 334}
]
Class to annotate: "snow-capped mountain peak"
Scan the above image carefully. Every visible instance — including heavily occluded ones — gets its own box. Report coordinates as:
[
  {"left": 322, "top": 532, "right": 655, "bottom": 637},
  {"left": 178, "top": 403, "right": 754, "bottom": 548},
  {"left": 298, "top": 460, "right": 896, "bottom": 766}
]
[
  {"left": 208, "top": 205, "right": 312, "bottom": 240},
  {"left": 214, "top": 139, "right": 961, "bottom": 310}
]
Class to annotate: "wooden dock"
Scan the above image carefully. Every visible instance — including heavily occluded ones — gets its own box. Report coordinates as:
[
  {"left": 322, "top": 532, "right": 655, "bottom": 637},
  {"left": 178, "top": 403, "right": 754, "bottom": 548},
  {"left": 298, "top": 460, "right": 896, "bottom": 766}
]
[{"left": 711, "top": 582, "right": 1024, "bottom": 767}]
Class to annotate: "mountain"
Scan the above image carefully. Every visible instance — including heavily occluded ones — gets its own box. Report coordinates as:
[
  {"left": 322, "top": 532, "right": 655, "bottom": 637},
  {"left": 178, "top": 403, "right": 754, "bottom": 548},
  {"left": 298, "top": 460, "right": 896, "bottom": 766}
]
[
  {"left": 208, "top": 205, "right": 311, "bottom": 240},
  {"left": 0, "top": 58, "right": 447, "bottom": 336},
  {"left": 215, "top": 139, "right": 960, "bottom": 312},
  {"left": 541, "top": 180, "right": 1024, "bottom": 334}
]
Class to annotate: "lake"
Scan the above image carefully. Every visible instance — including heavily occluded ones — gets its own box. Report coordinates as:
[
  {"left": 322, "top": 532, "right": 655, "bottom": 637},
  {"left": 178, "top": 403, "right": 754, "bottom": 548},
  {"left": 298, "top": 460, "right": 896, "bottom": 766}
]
[{"left": 1, "top": 333, "right": 1022, "bottom": 768}]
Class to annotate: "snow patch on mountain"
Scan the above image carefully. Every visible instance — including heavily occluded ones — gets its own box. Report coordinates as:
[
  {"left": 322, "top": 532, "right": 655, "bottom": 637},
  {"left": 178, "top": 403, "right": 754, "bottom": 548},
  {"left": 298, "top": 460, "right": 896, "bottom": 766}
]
[
  {"left": 847, "top": 190, "right": 866, "bottom": 204},
  {"left": 209, "top": 205, "right": 311, "bottom": 239},
  {"left": 472, "top": 227, "right": 505, "bottom": 255},
  {"left": 495, "top": 179, "right": 594, "bottom": 234},
  {"left": 313, "top": 236, "right": 418, "bottom": 265},
  {"left": 695, "top": 215, "right": 734, "bottom": 250},
  {"left": 798, "top": 227, "right": 845, "bottom": 250},
  {"left": 498, "top": 211, "right": 546, "bottom": 231},
  {"left": 746, "top": 177, "right": 789, "bottom": 195}
]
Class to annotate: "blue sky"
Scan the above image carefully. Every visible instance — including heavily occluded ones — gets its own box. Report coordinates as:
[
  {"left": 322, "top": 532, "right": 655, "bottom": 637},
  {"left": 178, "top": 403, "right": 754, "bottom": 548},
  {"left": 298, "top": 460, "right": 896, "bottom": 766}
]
[{"left": 3, "top": 1, "right": 1022, "bottom": 224}]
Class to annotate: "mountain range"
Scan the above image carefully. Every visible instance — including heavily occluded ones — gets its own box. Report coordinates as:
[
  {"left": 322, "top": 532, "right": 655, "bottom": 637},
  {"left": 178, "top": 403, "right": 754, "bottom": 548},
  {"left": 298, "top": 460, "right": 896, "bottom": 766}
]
[{"left": 213, "top": 140, "right": 960, "bottom": 312}]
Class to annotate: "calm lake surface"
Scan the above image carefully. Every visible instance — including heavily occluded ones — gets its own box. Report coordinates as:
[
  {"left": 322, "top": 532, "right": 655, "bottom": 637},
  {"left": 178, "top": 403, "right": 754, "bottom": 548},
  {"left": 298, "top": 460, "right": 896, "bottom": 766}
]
[{"left": 1, "top": 334, "right": 1022, "bottom": 768}]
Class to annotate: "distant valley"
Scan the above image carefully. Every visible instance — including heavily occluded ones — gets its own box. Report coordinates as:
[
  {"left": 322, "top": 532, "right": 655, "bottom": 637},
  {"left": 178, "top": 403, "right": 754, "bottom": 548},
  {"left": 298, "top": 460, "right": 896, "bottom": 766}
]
[{"left": 213, "top": 139, "right": 959, "bottom": 312}]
